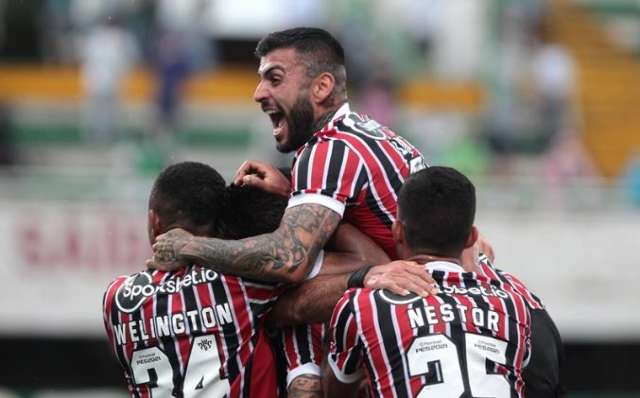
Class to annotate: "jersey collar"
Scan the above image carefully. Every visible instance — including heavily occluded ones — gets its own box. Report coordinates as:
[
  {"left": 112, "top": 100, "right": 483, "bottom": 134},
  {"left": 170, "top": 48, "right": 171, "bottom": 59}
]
[
  {"left": 332, "top": 102, "right": 351, "bottom": 121},
  {"left": 409, "top": 254, "right": 465, "bottom": 273},
  {"left": 321, "top": 102, "right": 351, "bottom": 132},
  {"left": 425, "top": 260, "right": 465, "bottom": 273}
]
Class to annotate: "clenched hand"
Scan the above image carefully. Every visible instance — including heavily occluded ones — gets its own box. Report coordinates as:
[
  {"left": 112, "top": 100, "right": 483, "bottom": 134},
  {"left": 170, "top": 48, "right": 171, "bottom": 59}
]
[
  {"left": 233, "top": 160, "right": 290, "bottom": 197},
  {"left": 147, "top": 228, "right": 194, "bottom": 272}
]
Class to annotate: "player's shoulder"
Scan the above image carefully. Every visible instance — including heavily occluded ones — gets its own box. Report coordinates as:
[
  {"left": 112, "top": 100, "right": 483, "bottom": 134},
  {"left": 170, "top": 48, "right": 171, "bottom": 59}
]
[
  {"left": 320, "top": 110, "right": 397, "bottom": 142},
  {"left": 479, "top": 260, "right": 546, "bottom": 309},
  {"left": 103, "top": 273, "right": 134, "bottom": 298},
  {"left": 103, "top": 269, "right": 159, "bottom": 314},
  {"left": 335, "top": 287, "right": 374, "bottom": 309}
]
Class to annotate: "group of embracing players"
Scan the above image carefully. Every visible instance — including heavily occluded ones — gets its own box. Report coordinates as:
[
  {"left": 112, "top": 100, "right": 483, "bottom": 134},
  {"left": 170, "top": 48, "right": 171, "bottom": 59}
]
[{"left": 103, "top": 27, "right": 563, "bottom": 398}]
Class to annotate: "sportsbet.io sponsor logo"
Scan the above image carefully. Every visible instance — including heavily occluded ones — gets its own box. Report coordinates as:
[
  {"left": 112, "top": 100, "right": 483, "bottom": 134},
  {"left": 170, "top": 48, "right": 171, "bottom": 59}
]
[
  {"left": 115, "top": 268, "right": 220, "bottom": 313},
  {"left": 378, "top": 282, "right": 509, "bottom": 305},
  {"left": 440, "top": 283, "right": 509, "bottom": 299}
]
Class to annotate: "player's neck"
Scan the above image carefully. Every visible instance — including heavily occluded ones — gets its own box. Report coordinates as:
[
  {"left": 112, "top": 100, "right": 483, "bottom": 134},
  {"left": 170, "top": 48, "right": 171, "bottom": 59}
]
[
  {"left": 311, "top": 99, "right": 347, "bottom": 132},
  {"left": 408, "top": 253, "right": 462, "bottom": 266}
]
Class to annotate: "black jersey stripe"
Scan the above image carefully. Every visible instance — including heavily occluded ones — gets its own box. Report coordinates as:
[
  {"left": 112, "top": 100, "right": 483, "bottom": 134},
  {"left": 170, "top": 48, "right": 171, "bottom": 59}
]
[{"left": 373, "top": 294, "right": 410, "bottom": 397}]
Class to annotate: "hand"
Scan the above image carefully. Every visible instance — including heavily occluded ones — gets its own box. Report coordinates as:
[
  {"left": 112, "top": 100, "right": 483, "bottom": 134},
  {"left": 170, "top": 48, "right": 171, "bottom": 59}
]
[
  {"left": 233, "top": 160, "right": 290, "bottom": 197},
  {"left": 476, "top": 233, "right": 495, "bottom": 262},
  {"left": 149, "top": 228, "right": 194, "bottom": 272},
  {"left": 364, "top": 260, "right": 438, "bottom": 297},
  {"left": 462, "top": 232, "right": 495, "bottom": 272},
  {"left": 461, "top": 242, "right": 481, "bottom": 273}
]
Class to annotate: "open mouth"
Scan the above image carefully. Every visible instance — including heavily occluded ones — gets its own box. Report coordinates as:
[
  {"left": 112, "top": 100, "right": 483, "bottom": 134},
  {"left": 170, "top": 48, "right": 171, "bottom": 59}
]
[
  {"left": 268, "top": 110, "right": 284, "bottom": 129},
  {"left": 264, "top": 107, "right": 286, "bottom": 138}
]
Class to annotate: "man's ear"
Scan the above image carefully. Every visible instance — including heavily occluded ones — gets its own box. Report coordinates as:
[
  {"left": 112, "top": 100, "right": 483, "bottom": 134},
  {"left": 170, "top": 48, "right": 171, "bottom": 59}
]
[
  {"left": 310, "top": 72, "right": 336, "bottom": 105},
  {"left": 464, "top": 225, "right": 479, "bottom": 249},
  {"left": 148, "top": 209, "right": 163, "bottom": 242},
  {"left": 392, "top": 220, "right": 405, "bottom": 246}
]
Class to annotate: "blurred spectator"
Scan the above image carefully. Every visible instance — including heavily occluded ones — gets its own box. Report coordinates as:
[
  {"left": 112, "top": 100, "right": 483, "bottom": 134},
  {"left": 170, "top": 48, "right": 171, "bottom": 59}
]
[
  {"left": 79, "top": 14, "right": 137, "bottom": 144},
  {"left": 531, "top": 30, "right": 575, "bottom": 149},
  {"left": 152, "top": 30, "right": 193, "bottom": 136},
  {"left": 543, "top": 131, "right": 596, "bottom": 208},
  {"left": 151, "top": 0, "right": 213, "bottom": 137},
  {"left": 0, "top": 102, "right": 16, "bottom": 166}
]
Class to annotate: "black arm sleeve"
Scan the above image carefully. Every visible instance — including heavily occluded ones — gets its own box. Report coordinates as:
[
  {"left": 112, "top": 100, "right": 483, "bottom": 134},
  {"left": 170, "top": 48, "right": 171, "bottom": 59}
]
[{"left": 525, "top": 308, "right": 565, "bottom": 398}]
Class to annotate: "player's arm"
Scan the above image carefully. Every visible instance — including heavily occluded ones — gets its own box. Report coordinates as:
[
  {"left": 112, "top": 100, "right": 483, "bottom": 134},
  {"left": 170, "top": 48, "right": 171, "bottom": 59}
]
[
  {"left": 268, "top": 258, "right": 437, "bottom": 328},
  {"left": 324, "top": 367, "right": 361, "bottom": 398},
  {"left": 324, "top": 292, "right": 365, "bottom": 397},
  {"left": 151, "top": 202, "right": 340, "bottom": 283},
  {"left": 288, "top": 374, "right": 323, "bottom": 398},
  {"left": 323, "top": 222, "right": 391, "bottom": 269},
  {"left": 151, "top": 141, "right": 364, "bottom": 282},
  {"left": 266, "top": 215, "right": 421, "bottom": 327},
  {"left": 524, "top": 308, "right": 565, "bottom": 398}
]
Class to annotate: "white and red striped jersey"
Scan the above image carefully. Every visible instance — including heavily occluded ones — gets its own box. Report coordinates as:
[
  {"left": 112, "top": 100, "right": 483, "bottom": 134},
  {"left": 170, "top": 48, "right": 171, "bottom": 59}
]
[
  {"left": 282, "top": 103, "right": 425, "bottom": 382},
  {"left": 103, "top": 265, "right": 282, "bottom": 398},
  {"left": 328, "top": 261, "right": 532, "bottom": 398},
  {"left": 478, "top": 254, "right": 545, "bottom": 310},
  {"left": 288, "top": 102, "right": 426, "bottom": 259},
  {"left": 277, "top": 323, "right": 326, "bottom": 385}
]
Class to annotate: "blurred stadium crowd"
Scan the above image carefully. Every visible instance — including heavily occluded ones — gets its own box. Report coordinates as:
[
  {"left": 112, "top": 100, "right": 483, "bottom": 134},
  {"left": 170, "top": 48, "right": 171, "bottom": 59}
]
[
  {"left": 0, "top": 1, "right": 639, "bottom": 397},
  {"left": 1, "top": 0, "right": 638, "bottom": 206}
]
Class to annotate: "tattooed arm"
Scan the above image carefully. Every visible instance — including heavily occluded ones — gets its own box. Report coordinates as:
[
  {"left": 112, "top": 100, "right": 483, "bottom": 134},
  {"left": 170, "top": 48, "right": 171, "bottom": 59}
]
[
  {"left": 151, "top": 203, "right": 341, "bottom": 283},
  {"left": 289, "top": 374, "right": 323, "bottom": 398}
]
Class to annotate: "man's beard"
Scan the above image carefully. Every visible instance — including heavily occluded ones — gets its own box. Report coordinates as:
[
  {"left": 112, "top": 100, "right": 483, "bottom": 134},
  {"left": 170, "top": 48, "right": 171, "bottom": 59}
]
[{"left": 276, "top": 94, "right": 315, "bottom": 153}]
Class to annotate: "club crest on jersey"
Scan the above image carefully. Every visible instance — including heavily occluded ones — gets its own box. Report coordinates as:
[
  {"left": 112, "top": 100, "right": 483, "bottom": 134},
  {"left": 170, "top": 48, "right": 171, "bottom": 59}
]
[
  {"left": 343, "top": 113, "right": 387, "bottom": 140},
  {"left": 115, "top": 268, "right": 221, "bottom": 313}
]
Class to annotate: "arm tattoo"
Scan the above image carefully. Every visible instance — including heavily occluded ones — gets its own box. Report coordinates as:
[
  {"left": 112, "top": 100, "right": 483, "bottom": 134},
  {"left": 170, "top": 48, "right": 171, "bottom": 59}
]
[
  {"left": 288, "top": 374, "right": 323, "bottom": 398},
  {"left": 180, "top": 203, "right": 341, "bottom": 282}
]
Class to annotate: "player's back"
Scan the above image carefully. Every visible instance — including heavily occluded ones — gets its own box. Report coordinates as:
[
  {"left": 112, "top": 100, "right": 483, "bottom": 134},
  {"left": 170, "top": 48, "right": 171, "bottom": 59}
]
[
  {"left": 103, "top": 264, "right": 280, "bottom": 398},
  {"left": 332, "top": 262, "right": 531, "bottom": 398}
]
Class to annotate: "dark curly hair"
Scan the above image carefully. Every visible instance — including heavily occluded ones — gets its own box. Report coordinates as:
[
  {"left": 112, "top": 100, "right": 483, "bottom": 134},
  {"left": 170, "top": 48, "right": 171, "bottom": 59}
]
[{"left": 150, "top": 161, "right": 227, "bottom": 236}]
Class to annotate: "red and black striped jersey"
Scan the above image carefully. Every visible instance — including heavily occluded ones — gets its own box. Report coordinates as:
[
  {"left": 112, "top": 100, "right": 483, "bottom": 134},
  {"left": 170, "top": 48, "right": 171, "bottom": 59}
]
[
  {"left": 289, "top": 102, "right": 426, "bottom": 259},
  {"left": 328, "top": 261, "right": 531, "bottom": 398},
  {"left": 478, "top": 254, "right": 545, "bottom": 310},
  {"left": 276, "top": 323, "right": 326, "bottom": 385},
  {"left": 102, "top": 265, "right": 282, "bottom": 398}
]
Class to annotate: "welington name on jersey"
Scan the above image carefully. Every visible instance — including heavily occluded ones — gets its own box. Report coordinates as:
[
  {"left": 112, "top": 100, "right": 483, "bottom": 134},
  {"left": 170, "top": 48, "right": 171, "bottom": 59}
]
[{"left": 112, "top": 303, "right": 234, "bottom": 345}]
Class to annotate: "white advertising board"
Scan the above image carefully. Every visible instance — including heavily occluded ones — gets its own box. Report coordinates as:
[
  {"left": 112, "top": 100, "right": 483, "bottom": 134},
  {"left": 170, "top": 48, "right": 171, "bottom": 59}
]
[
  {"left": 0, "top": 201, "right": 149, "bottom": 336},
  {"left": 0, "top": 200, "right": 638, "bottom": 341}
]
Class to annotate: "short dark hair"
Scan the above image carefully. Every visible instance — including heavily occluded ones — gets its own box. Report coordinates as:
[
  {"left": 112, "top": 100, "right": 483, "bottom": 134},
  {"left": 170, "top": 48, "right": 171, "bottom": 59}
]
[
  {"left": 150, "top": 162, "right": 227, "bottom": 235},
  {"left": 398, "top": 167, "right": 476, "bottom": 257},
  {"left": 220, "top": 185, "right": 288, "bottom": 240},
  {"left": 255, "top": 27, "right": 347, "bottom": 99}
]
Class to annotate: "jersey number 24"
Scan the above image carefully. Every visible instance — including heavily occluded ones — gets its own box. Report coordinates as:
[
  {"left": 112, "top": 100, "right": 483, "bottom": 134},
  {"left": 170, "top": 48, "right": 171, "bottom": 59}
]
[{"left": 130, "top": 334, "right": 230, "bottom": 397}]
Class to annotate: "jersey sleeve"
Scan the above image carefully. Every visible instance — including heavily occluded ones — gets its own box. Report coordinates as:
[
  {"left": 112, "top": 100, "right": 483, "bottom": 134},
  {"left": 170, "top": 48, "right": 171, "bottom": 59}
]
[
  {"left": 243, "top": 280, "right": 286, "bottom": 317},
  {"left": 288, "top": 139, "right": 364, "bottom": 216},
  {"left": 327, "top": 290, "right": 364, "bottom": 383},
  {"left": 102, "top": 276, "right": 127, "bottom": 347},
  {"left": 524, "top": 309, "right": 565, "bottom": 398},
  {"left": 280, "top": 323, "right": 326, "bottom": 386},
  {"left": 500, "top": 270, "right": 546, "bottom": 310}
]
